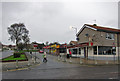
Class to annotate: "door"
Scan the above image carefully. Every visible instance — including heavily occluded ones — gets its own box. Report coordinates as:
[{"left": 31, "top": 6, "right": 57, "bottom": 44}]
[
  {"left": 84, "top": 47, "right": 88, "bottom": 58},
  {"left": 84, "top": 47, "right": 86, "bottom": 58}
]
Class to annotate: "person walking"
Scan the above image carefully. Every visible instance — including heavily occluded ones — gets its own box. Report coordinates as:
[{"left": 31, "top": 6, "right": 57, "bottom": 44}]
[
  {"left": 69, "top": 49, "right": 72, "bottom": 57},
  {"left": 43, "top": 52, "right": 47, "bottom": 63},
  {"left": 69, "top": 49, "right": 72, "bottom": 62}
]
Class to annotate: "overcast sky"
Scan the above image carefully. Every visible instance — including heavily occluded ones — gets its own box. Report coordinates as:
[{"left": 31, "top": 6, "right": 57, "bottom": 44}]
[{"left": 0, "top": 0, "right": 119, "bottom": 45}]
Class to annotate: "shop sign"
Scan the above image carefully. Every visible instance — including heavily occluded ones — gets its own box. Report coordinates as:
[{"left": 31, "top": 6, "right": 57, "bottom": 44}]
[
  {"left": 33, "top": 44, "right": 38, "bottom": 47},
  {"left": 89, "top": 42, "right": 93, "bottom": 46},
  {"left": 56, "top": 45, "right": 60, "bottom": 48}
]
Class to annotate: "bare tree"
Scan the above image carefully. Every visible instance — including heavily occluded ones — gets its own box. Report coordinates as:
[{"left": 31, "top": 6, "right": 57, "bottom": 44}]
[
  {"left": 22, "top": 34, "right": 30, "bottom": 50},
  {"left": 7, "top": 23, "right": 29, "bottom": 49}
]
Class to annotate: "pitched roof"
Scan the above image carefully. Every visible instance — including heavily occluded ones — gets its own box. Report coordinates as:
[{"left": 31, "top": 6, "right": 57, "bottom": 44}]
[
  {"left": 86, "top": 24, "right": 120, "bottom": 32},
  {"left": 69, "top": 41, "right": 77, "bottom": 45},
  {"left": 77, "top": 24, "right": 120, "bottom": 36}
]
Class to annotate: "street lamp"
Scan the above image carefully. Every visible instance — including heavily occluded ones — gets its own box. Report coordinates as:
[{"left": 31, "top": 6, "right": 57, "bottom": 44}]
[
  {"left": 69, "top": 26, "right": 78, "bottom": 57},
  {"left": 70, "top": 26, "right": 77, "bottom": 35},
  {"left": 70, "top": 26, "right": 78, "bottom": 41}
]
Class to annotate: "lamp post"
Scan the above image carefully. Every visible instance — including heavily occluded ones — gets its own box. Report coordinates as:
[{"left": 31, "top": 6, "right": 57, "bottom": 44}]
[
  {"left": 33, "top": 44, "right": 38, "bottom": 63},
  {"left": 70, "top": 26, "right": 77, "bottom": 36},
  {"left": 117, "top": 34, "right": 119, "bottom": 64},
  {"left": 70, "top": 26, "right": 78, "bottom": 57}
]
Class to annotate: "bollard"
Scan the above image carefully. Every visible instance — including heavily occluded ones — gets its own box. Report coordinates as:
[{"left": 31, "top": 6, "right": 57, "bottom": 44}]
[
  {"left": 5, "top": 65, "right": 8, "bottom": 71},
  {"left": 63, "top": 55, "right": 66, "bottom": 62},
  {"left": 58, "top": 56, "right": 60, "bottom": 61},
  {"left": 28, "top": 60, "right": 30, "bottom": 66},
  {"left": 32, "top": 56, "right": 34, "bottom": 61},
  {"left": 62, "top": 55, "right": 65, "bottom": 62},
  {"left": 80, "top": 59, "right": 82, "bottom": 64},
  {"left": 34, "top": 57, "right": 36, "bottom": 63},
  {"left": 106, "top": 61, "right": 108, "bottom": 64},
  {"left": 60, "top": 55, "right": 62, "bottom": 60},
  {"left": 69, "top": 57, "right": 72, "bottom": 63},
  {"left": 95, "top": 60, "right": 97, "bottom": 65},
  {"left": 16, "top": 60, "right": 18, "bottom": 69},
  {"left": 36, "top": 58, "right": 40, "bottom": 64}
]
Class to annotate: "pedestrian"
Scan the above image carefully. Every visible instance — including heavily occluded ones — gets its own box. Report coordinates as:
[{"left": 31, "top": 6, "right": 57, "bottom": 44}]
[
  {"left": 69, "top": 49, "right": 72, "bottom": 57},
  {"left": 66, "top": 49, "right": 71, "bottom": 58},
  {"left": 69, "top": 49, "right": 72, "bottom": 62},
  {"left": 43, "top": 52, "right": 47, "bottom": 63},
  {"left": 30, "top": 51, "right": 32, "bottom": 54}
]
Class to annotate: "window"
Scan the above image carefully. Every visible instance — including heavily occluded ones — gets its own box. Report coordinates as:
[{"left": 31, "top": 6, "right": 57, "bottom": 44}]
[
  {"left": 98, "top": 46, "right": 116, "bottom": 55},
  {"left": 71, "top": 48, "right": 77, "bottom": 55},
  {"left": 59, "top": 48, "right": 66, "bottom": 53},
  {"left": 79, "top": 48, "right": 81, "bottom": 55},
  {"left": 106, "top": 33, "right": 114, "bottom": 40},
  {"left": 93, "top": 46, "right": 97, "bottom": 55}
]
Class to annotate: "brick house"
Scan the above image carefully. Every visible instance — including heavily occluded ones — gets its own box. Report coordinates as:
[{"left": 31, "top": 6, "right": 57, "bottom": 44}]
[{"left": 68, "top": 24, "right": 120, "bottom": 60}]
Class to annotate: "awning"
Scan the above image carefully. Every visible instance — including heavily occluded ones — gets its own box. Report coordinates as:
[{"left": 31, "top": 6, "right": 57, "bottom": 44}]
[
  {"left": 67, "top": 42, "right": 90, "bottom": 48},
  {"left": 43, "top": 46, "right": 50, "bottom": 49}
]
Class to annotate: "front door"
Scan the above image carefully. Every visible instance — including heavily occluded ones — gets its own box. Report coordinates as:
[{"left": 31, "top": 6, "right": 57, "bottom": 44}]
[
  {"left": 84, "top": 47, "right": 88, "bottom": 58},
  {"left": 84, "top": 47, "right": 86, "bottom": 58}
]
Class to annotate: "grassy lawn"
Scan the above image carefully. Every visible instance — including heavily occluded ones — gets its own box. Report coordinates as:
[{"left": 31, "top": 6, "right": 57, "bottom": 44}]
[
  {"left": 2, "top": 50, "right": 38, "bottom": 61},
  {"left": 2, "top": 54, "right": 26, "bottom": 61}
]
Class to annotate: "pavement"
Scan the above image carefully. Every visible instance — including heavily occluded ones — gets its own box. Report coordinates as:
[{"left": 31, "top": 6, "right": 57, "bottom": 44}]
[
  {"left": 1, "top": 51, "right": 119, "bottom": 72},
  {"left": 1, "top": 50, "right": 14, "bottom": 59},
  {"left": 48, "top": 53, "right": 119, "bottom": 65},
  {"left": 2, "top": 52, "right": 119, "bottom": 79}
]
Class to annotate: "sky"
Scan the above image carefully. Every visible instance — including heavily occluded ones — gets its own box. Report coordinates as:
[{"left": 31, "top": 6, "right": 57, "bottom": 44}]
[{"left": 0, "top": 0, "right": 119, "bottom": 45}]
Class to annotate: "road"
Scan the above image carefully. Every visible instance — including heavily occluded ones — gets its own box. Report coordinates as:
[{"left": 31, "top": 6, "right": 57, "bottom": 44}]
[
  {"left": 1, "top": 50, "right": 14, "bottom": 59},
  {"left": 2, "top": 52, "right": 119, "bottom": 79}
]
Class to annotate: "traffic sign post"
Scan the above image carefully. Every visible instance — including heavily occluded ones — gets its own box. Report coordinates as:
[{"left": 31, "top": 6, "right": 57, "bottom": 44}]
[
  {"left": 33, "top": 44, "right": 38, "bottom": 63},
  {"left": 64, "top": 44, "right": 67, "bottom": 62}
]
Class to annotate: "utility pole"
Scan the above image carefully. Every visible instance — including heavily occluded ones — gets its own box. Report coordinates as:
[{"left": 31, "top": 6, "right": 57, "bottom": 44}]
[
  {"left": 117, "top": 34, "right": 120, "bottom": 64},
  {"left": 70, "top": 26, "right": 77, "bottom": 40}
]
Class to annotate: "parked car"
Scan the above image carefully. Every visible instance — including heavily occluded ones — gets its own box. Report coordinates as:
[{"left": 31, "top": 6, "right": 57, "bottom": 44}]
[{"left": 39, "top": 50, "right": 44, "bottom": 53}]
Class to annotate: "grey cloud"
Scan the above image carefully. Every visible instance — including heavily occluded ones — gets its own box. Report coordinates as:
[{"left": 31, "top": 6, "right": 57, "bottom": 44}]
[{"left": 1, "top": 2, "right": 118, "bottom": 44}]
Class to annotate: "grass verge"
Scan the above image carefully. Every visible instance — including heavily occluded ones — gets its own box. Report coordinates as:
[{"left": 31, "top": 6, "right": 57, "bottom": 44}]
[{"left": 2, "top": 54, "right": 27, "bottom": 61}]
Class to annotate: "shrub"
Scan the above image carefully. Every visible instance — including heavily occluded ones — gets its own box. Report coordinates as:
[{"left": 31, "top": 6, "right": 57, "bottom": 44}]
[{"left": 13, "top": 52, "right": 21, "bottom": 58}]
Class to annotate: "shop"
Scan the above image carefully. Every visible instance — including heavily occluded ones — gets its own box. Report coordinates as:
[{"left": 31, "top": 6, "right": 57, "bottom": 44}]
[{"left": 69, "top": 24, "right": 120, "bottom": 60}]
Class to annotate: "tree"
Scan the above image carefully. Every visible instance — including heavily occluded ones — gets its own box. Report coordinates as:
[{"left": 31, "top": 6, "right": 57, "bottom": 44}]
[
  {"left": 8, "top": 45, "right": 12, "bottom": 50},
  {"left": 17, "top": 43, "right": 25, "bottom": 50},
  {"left": 7, "top": 23, "right": 29, "bottom": 49},
  {"left": 22, "top": 34, "right": 30, "bottom": 50},
  {"left": 38, "top": 43, "right": 45, "bottom": 49},
  {"left": 46, "top": 41, "right": 49, "bottom": 46}
]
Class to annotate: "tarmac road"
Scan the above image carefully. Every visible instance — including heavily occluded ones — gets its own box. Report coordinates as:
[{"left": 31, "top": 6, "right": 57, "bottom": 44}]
[
  {"left": 1, "top": 50, "right": 14, "bottom": 59},
  {"left": 2, "top": 52, "right": 119, "bottom": 79}
]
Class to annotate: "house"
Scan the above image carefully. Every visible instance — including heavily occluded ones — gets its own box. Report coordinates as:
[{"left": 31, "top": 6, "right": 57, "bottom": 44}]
[
  {"left": 43, "top": 42, "right": 60, "bottom": 54},
  {"left": 69, "top": 41, "right": 77, "bottom": 45},
  {"left": 68, "top": 24, "right": 120, "bottom": 60},
  {"left": 43, "top": 43, "right": 67, "bottom": 55},
  {"left": 2, "top": 45, "right": 9, "bottom": 50},
  {"left": 2, "top": 44, "right": 16, "bottom": 50},
  {"left": 9, "top": 45, "right": 16, "bottom": 50}
]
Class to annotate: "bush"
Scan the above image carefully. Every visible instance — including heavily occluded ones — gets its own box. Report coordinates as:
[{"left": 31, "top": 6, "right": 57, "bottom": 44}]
[{"left": 13, "top": 52, "right": 21, "bottom": 58}]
